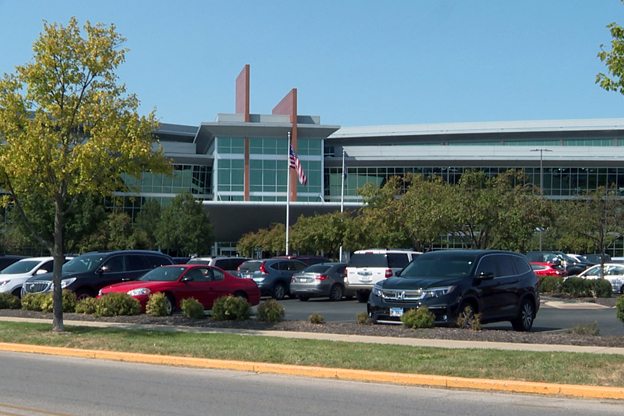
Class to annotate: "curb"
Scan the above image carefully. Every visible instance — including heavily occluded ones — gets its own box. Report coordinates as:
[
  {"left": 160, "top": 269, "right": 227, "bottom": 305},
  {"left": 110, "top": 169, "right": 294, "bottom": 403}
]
[{"left": 1, "top": 342, "right": 624, "bottom": 400}]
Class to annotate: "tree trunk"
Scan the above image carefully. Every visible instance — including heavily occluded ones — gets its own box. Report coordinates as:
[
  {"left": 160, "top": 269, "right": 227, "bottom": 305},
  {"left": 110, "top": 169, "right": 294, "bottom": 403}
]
[{"left": 52, "top": 196, "right": 65, "bottom": 332}]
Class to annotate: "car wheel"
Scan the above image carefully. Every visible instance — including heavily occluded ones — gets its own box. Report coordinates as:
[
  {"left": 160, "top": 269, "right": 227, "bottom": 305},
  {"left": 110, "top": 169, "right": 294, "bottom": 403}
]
[
  {"left": 456, "top": 302, "right": 477, "bottom": 329},
  {"left": 328, "top": 284, "right": 344, "bottom": 301},
  {"left": 234, "top": 291, "right": 248, "bottom": 301},
  {"left": 271, "top": 283, "right": 286, "bottom": 300},
  {"left": 355, "top": 290, "right": 370, "bottom": 303},
  {"left": 511, "top": 299, "right": 534, "bottom": 332},
  {"left": 75, "top": 289, "right": 93, "bottom": 301},
  {"left": 297, "top": 295, "right": 310, "bottom": 302},
  {"left": 165, "top": 294, "right": 175, "bottom": 315},
  {"left": 11, "top": 288, "right": 21, "bottom": 298}
]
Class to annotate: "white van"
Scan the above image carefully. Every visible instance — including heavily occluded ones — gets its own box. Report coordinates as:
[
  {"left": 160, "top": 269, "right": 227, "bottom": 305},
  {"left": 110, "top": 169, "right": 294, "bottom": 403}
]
[{"left": 345, "top": 249, "right": 422, "bottom": 302}]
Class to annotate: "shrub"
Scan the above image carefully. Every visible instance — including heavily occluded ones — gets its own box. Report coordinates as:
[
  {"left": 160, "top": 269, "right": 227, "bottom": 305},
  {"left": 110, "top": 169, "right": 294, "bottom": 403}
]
[
  {"left": 75, "top": 297, "right": 98, "bottom": 314},
  {"left": 21, "top": 293, "right": 47, "bottom": 311},
  {"left": 62, "top": 290, "right": 77, "bottom": 312},
  {"left": 540, "top": 275, "right": 564, "bottom": 293},
  {"left": 456, "top": 305, "right": 482, "bottom": 331},
  {"left": 569, "top": 321, "right": 600, "bottom": 336},
  {"left": 356, "top": 312, "right": 371, "bottom": 325},
  {"left": 95, "top": 292, "right": 141, "bottom": 317},
  {"left": 0, "top": 293, "right": 21, "bottom": 309},
  {"left": 617, "top": 295, "right": 624, "bottom": 324},
  {"left": 211, "top": 295, "right": 251, "bottom": 321},
  {"left": 562, "top": 277, "right": 591, "bottom": 297},
  {"left": 181, "top": 297, "right": 206, "bottom": 319},
  {"left": 308, "top": 313, "right": 324, "bottom": 324},
  {"left": 256, "top": 299, "right": 285, "bottom": 322},
  {"left": 400, "top": 307, "right": 435, "bottom": 329},
  {"left": 588, "top": 279, "right": 613, "bottom": 298},
  {"left": 146, "top": 292, "right": 169, "bottom": 317}
]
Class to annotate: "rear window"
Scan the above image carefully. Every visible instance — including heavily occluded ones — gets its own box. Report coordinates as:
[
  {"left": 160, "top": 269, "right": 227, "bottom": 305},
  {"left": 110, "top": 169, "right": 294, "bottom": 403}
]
[
  {"left": 239, "top": 261, "right": 262, "bottom": 272},
  {"left": 348, "top": 253, "right": 388, "bottom": 268},
  {"left": 387, "top": 253, "right": 411, "bottom": 268},
  {"left": 303, "top": 264, "right": 332, "bottom": 273}
]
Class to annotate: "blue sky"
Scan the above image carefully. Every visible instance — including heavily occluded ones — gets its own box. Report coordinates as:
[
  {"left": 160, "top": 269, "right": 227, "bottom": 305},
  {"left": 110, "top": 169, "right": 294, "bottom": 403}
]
[{"left": 1, "top": 0, "right": 624, "bottom": 128}]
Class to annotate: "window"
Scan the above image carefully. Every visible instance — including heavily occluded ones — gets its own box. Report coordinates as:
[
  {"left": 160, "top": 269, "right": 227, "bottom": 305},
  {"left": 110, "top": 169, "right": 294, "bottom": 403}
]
[
  {"left": 476, "top": 256, "right": 497, "bottom": 277},
  {"left": 126, "top": 255, "right": 148, "bottom": 271},
  {"left": 387, "top": 253, "right": 410, "bottom": 269},
  {"left": 103, "top": 256, "right": 124, "bottom": 273}
]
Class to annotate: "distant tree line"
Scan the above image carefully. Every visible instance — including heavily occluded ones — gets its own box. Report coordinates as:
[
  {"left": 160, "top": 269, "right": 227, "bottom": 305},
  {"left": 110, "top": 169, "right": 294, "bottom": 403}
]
[{"left": 237, "top": 170, "right": 624, "bottom": 261}]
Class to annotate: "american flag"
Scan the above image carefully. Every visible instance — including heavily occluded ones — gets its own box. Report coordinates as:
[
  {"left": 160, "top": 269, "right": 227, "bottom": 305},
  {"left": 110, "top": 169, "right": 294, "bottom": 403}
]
[{"left": 289, "top": 144, "right": 307, "bottom": 186}]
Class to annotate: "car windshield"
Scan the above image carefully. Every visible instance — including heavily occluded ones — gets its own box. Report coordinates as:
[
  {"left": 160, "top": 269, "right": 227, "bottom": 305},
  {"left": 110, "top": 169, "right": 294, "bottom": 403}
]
[
  {"left": 62, "top": 254, "right": 107, "bottom": 273},
  {"left": 139, "top": 267, "right": 186, "bottom": 282},
  {"left": 0, "top": 260, "right": 40, "bottom": 274},
  {"left": 399, "top": 253, "right": 477, "bottom": 279}
]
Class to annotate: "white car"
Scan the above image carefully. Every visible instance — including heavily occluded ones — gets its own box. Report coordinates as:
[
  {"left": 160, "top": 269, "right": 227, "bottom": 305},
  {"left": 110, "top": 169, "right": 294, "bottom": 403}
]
[
  {"left": 576, "top": 263, "right": 624, "bottom": 295},
  {"left": 0, "top": 257, "right": 55, "bottom": 297}
]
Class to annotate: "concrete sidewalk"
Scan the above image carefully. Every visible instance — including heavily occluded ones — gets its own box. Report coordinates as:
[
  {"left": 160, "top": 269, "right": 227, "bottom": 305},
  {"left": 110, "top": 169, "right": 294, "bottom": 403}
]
[{"left": 1, "top": 316, "right": 624, "bottom": 400}]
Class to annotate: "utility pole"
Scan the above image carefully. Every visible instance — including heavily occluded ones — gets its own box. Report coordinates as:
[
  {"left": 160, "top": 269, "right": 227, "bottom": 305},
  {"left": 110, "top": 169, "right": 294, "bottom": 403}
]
[{"left": 531, "top": 148, "right": 552, "bottom": 251}]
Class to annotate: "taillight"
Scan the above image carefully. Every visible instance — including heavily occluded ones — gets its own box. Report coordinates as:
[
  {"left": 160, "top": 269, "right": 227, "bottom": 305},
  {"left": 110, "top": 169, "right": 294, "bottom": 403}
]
[
  {"left": 385, "top": 269, "right": 393, "bottom": 278},
  {"left": 315, "top": 275, "right": 328, "bottom": 281},
  {"left": 259, "top": 261, "right": 268, "bottom": 275},
  {"left": 345, "top": 269, "right": 348, "bottom": 278}
]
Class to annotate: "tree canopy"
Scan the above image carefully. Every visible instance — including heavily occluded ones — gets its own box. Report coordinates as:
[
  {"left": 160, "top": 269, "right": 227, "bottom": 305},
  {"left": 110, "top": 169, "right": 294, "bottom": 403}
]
[{"left": 0, "top": 18, "right": 171, "bottom": 331}]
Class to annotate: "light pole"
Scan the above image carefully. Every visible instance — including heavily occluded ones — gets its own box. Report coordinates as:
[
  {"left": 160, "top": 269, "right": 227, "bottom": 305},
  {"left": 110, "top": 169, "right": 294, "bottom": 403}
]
[{"left": 531, "top": 148, "right": 552, "bottom": 250}]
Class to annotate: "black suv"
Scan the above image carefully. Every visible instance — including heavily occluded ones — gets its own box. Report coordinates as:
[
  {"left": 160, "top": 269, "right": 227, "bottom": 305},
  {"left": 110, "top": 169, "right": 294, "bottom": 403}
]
[
  {"left": 21, "top": 250, "right": 174, "bottom": 299},
  {"left": 367, "top": 250, "right": 540, "bottom": 331}
]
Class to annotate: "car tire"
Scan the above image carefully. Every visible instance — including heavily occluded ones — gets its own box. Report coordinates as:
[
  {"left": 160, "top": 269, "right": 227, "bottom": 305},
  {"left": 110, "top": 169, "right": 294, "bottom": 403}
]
[
  {"left": 11, "top": 287, "right": 21, "bottom": 298},
  {"left": 328, "top": 284, "right": 344, "bottom": 301},
  {"left": 355, "top": 290, "right": 370, "bottom": 303},
  {"left": 165, "top": 293, "right": 175, "bottom": 315},
  {"left": 621, "top": 284, "right": 624, "bottom": 295},
  {"left": 234, "top": 291, "right": 248, "bottom": 301},
  {"left": 75, "top": 289, "right": 93, "bottom": 301},
  {"left": 271, "top": 283, "right": 286, "bottom": 300},
  {"left": 297, "top": 295, "right": 310, "bottom": 302},
  {"left": 511, "top": 299, "right": 534, "bottom": 332}
]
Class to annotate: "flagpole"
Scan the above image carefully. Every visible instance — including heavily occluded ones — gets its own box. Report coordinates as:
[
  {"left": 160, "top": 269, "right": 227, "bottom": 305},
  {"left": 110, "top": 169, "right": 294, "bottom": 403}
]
[
  {"left": 339, "top": 149, "right": 345, "bottom": 262},
  {"left": 285, "top": 132, "right": 291, "bottom": 256}
]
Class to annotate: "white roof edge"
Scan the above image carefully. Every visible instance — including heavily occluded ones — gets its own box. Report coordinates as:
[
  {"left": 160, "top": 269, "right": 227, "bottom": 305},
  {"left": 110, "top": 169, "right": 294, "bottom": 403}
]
[{"left": 329, "top": 118, "right": 624, "bottom": 138}]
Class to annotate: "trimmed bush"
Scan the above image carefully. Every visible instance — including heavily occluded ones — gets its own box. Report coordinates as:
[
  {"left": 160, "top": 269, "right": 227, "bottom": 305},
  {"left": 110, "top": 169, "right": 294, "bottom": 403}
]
[
  {"left": 21, "top": 293, "right": 48, "bottom": 311},
  {"left": 588, "top": 279, "right": 613, "bottom": 298},
  {"left": 75, "top": 297, "right": 98, "bottom": 314},
  {"left": 356, "top": 312, "right": 371, "bottom": 325},
  {"left": 211, "top": 295, "right": 251, "bottom": 321},
  {"left": 95, "top": 292, "right": 141, "bottom": 317},
  {"left": 562, "top": 277, "right": 613, "bottom": 298},
  {"left": 617, "top": 295, "right": 624, "bottom": 324},
  {"left": 256, "top": 299, "right": 285, "bottom": 322},
  {"left": 146, "top": 292, "right": 169, "bottom": 317},
  {"left": 62, "top": 290, "right": 77, "bottom": 312},
  {"left": 400, "top": 307, "right": 435, "bottom": 329},
  {"left": 0, "top": 293, "right": 21, "bottom": 309},
  {"left": 181, "top": 297, "right": 206, "bottom": 319},
  {"left": 540, "top": 275, "right": 564, "bottom": 293},
  {"left": 308, "top": 313, "right": 324, "bottom": 324}
]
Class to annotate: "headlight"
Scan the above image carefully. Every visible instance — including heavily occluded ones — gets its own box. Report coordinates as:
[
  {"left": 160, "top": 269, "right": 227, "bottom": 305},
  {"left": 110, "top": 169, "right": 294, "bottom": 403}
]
[
  {"left": 422, "top": 286, "right": 455, "bottom": 299},
  {"left": 372, "top": 284, "right": 383, "bottom": 297},
  {"left": 60, "top": 278, "right": 76, "bottom": 289},
  {"left": 0, "top": 280, "right": 10, "bottom": 287},
  {"left": 127, "top": 288, "right": 151, "bottom": 296}
]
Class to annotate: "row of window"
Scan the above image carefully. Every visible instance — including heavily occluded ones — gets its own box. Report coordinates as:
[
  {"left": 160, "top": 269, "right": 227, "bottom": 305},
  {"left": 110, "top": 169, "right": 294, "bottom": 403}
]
[{"left": 216, "top": 137, "right": 322, "bottom": 156}]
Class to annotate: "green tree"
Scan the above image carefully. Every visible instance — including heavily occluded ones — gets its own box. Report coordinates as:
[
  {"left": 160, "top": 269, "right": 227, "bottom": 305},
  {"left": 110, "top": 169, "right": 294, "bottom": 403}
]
[
  {"left": 155, "top": 192, "right": 214, "bottom": 256},
  {"left": 597, "top": 0, "right": 624, "bottom": 94},
  {"left": 290, "top": 211, "right": 352, "bottom": 259},
  {"left": 135, "top": 199, "right": 162, "bottom": 250},
  {"left": 0, "top": 18, "right": 170, "bottom": 331}
]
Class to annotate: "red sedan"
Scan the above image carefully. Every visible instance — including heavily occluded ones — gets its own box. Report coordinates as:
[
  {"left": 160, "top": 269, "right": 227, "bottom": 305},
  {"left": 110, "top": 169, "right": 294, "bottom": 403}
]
[
  {"left": 99, "top": 264, "right": 261, "bottom": 314},
  {"left": 530, "top": 262, "right": 568, "bottom": 278}
]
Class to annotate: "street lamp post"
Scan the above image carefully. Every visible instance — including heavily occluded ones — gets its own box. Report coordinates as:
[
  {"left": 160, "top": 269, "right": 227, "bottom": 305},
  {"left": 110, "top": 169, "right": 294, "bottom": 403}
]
[{"left": 531, "top": 148, "right": 552, "bottom": 251}]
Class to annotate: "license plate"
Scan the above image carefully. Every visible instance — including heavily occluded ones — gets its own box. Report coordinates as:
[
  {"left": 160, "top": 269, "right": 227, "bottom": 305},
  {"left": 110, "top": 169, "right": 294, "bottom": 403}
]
[{"left": 390, "top": 308, "right": 404, "bottom": 317}]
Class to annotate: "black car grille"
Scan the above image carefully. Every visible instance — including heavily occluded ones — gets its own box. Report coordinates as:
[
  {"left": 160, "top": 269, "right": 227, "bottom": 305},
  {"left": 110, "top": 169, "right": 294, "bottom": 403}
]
[
  {"left": 378, "top": 289, "right": 425, "bottom": 301},
  {"left": 22, "top": 281, "right": 52, "bottom": 294}
]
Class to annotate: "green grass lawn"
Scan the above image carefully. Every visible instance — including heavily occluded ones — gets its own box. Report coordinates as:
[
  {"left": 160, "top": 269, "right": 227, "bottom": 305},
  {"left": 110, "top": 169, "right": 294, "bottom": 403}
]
[{"left": 1, "top": 321, "right": 623, "bottom": 387}]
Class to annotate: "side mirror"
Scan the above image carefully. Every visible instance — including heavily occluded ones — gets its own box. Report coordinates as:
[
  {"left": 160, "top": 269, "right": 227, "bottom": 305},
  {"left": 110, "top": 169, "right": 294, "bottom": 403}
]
[
  {"left": 35, "top": 269, "right": 48, "bottom": 275},
  {"left": 478, "top": 271, "right": 495, "bottom": 280},
  {"left": 98, "top": 266, "right": 109, "bottom": 274},
  {"left": 182, "top": 276, "right": 194, "bottom": 282}
]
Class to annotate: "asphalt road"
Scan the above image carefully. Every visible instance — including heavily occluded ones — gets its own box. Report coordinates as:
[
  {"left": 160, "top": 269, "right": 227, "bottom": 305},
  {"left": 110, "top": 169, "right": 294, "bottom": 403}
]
[
  {"left": 1, "top": 351, "right": 623, "bottom": 416},
  {"left": 274, "top": 296, "right": 624, "bottom": 336}
]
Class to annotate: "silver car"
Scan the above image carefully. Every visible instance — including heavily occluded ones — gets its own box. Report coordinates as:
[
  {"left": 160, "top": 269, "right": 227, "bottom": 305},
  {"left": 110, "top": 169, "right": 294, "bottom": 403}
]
[{"left": 290, "top": 262, "right": 354, "bottom": 301}]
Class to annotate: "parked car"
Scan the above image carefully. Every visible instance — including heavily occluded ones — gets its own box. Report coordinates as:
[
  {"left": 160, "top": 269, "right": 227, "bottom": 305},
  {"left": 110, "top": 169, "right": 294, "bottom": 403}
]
[
  {"left": 99, "top": 264, "right": 261, "bottom": 315},
  {"left": 290, "top": 262, "right": 353, "bottom": 301},
  {"left": 530, "top": 262, "right": 568, "bottom": 278},
  {"left": 0, "top": 256, "right": 68, "bottom": 298},
  {"left": 237, "top": 258, "right": 307, "bottom": 299},
  {"left": 367, "top": 250, "right": 540, "bottom": 331},
  {"left": 0, "top": 255, "right": 29, "bottom": 272},
  {"left": 187, "top": 256, "right": 250, "bottom": 275},
  {"left": 574, "top": 263, "right": 624, "bottom": 294},
  {"left": 526, "top": 251, "right": 591, "bottom": 275},
  {"left": 21, "top": 250, "right": 174, "bottom": 299},
  {"left": 345, "top": 248, "right": 422, "bottom": 303},
  {"left": 272, "top": 255, "right": 331, "bottom": 266}
]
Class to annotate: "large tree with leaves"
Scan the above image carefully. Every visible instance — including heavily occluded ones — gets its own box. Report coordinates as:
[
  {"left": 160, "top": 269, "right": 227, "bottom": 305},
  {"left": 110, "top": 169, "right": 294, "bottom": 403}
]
[
  {"left": 597, "top": 0, "right": 624, "bottom": 94},
  {"left": 0, "top": 18, "right": 170, "bottom": 331}
]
